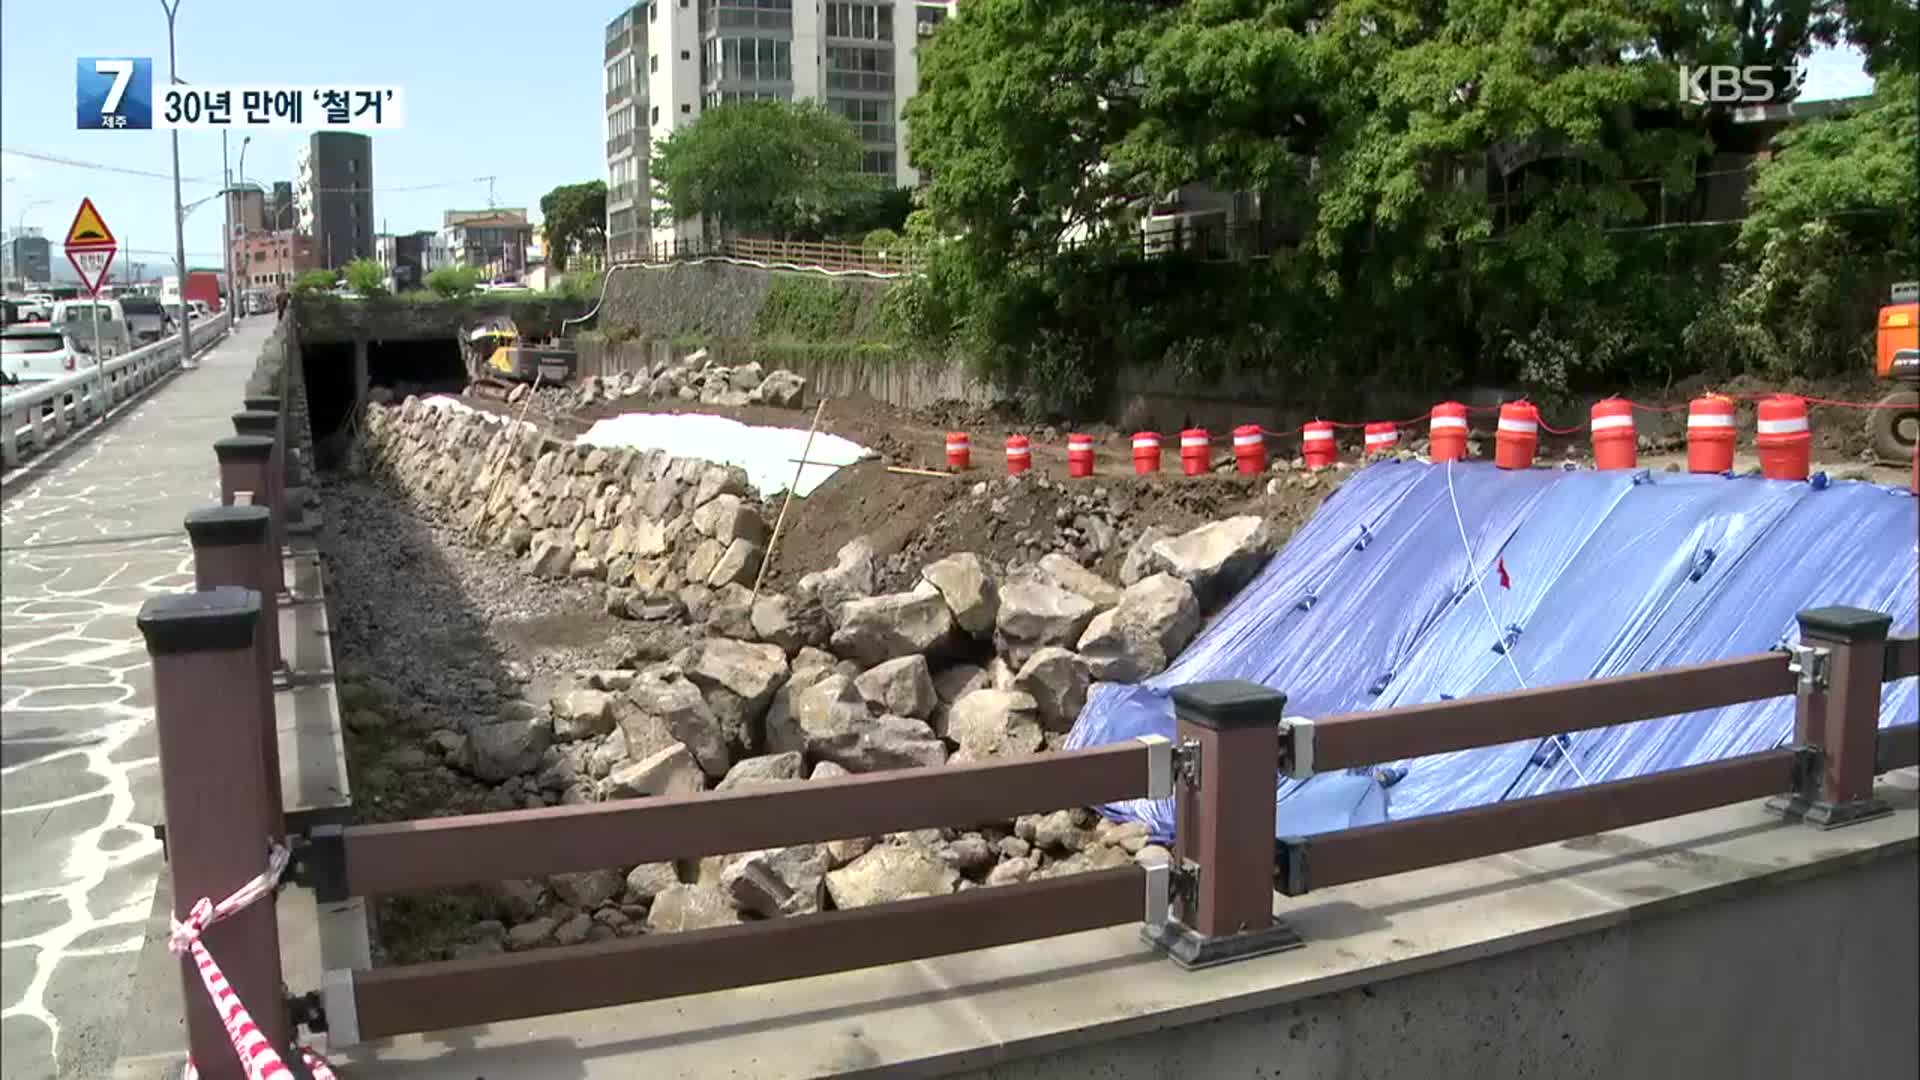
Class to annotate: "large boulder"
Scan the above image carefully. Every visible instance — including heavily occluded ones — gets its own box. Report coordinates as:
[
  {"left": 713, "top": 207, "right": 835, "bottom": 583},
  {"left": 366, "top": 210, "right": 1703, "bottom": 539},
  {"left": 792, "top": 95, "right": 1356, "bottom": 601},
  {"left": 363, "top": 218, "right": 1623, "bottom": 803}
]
[
  {"left": 931, "top": 664, "right": 991, "bottom": 704},
  {"left": 792, "top": 675, "right": 948, "bottom": 772},
  {"left": 824, "top": 844, "right": 960, "bottom": 909},
  {"left": 526, "top": 535, "right": 573, "bottom": 578},
  {"left": 1011, "top": 647, "right": 1090, "bottom": 731},
  {"left": 853, "top": 655, "right": 937, "bottom": 720},
  {"left": 751, "top": 592, "right": 829, "bottom": 655},
  {"left": 715, "top": 751, "right": 804, "bottom": 791},
  {"left": 551, "top": 688, "right": 615, "bottom": 742},
  {"left": 1037, "top": 554, "right": 1121, "bottom": 609},
  {"left": 702, "top": 583, "right": 757, "bottom": 640},
  {"left": 463, "top": 710, "right": 552, "bottom": 782},
  {"left": 750, "top": 370, "right": 808, "bottom": 409},
  {"left": 618, "top": 668, "right": 729, "bottom": 779},
  {"left": 720, "top": 844, "right": 831, "bottom": 917},
  {"left": 994, "top": 581, "right": 1097, "bottom": 667},
  {"left": 683, "top": 638, "right": 790, "bottom": 755},
  {"left": 1149, "top": 516, "right": 1276, "bottom": 608},
  {"left": 690, "top": 494, "right": 769, "bottom": 546},
  {"left": 1118, "top": 526, "right": 1171, "bottom": 586},
  {"left": 1075, "top": 573, "right": 1202, "bottom": 683},
  {"left": 944, "top": 689, "right": 1044, "bottom": 762},
  {"left": 548, "top": 868, "right": 624, "bottom": 910},
  {"left": 829, "top": 582, "right": 956, "bottom": 667},
  {"left": 601, "top": 742, "right": 706, "bottom": 799},
  {"left": 920, "top": 553, "right": 998, "bottom": 637},
  {"left": 622, "top": 862, "right": 680, "bottom": 905},
  {"left": 797, "top": 537, "right": 875, "bottom": 615},
  {"left": 705, "top": 539, "right": 764, "bottom": 589},
  {"left": 645, "top": 884, "right": 743, "bottom": 931}
]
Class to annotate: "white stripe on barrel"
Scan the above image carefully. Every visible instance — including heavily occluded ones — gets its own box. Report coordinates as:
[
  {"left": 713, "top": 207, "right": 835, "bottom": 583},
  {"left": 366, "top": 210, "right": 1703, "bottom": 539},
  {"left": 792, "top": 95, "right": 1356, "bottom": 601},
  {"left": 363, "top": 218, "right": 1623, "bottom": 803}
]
[
  {"left": 945, "top": 440, "right": 969, "bottom": 452},
  {"left": 1687, "top": 413, "right": 1735, "bottom": 428},
  {"left": 1180, "top": 435, "right": 1209, "bottom": 448},
  {"left": 1497, "top": 418, "right": 1538, "bottom": 434},
  {"left": 1756, "top": 417, "right": 1808, "bottom": 434},
  {"left": 1006, "top": 445, "right": 1031, "bottom": 457},
  {"left": 1133, "top": 435, "right": 1159, "bottom": 449},
  {"left": 1303, "top": 429, "right": 1335, "bottom": 442},
  {"left": 1365, "top": 432, "right": 1396, "bottom": 447},
  {"left": 1068, "top": 436, "right": 1093, "bottom": 451},
  {"left": 1430, "top": 416, "right": 1468, "bottom": 430},
  {"left": 1590, "top": 414, "right": 1634, "bottom": 431},
  {"left": 1233, "top": 432, "right": 1263, "bottom": 447}
]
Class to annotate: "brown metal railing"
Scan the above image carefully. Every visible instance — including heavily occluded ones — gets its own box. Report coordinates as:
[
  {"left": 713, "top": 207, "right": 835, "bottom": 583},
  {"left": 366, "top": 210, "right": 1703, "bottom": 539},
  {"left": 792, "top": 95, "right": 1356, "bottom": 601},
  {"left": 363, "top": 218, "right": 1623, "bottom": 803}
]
[{"left": 135, "top": 385, "right": 1920, "bottom": 1077}]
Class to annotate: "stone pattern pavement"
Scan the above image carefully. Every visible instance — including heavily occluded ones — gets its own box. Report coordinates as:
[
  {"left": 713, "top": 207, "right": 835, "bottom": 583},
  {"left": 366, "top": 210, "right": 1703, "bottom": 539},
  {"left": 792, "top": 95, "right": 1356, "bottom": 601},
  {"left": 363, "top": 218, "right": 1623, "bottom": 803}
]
[{"left": 2, "top": 321, "right": 272, "bottom": 1080}]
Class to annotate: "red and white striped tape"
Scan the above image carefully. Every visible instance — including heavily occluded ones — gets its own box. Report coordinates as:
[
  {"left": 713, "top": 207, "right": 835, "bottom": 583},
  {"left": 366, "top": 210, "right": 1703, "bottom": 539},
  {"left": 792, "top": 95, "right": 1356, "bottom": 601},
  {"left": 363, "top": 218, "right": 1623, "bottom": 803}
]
[{"left": 174, "top": 844, "right": 338, "bottom": 1080}]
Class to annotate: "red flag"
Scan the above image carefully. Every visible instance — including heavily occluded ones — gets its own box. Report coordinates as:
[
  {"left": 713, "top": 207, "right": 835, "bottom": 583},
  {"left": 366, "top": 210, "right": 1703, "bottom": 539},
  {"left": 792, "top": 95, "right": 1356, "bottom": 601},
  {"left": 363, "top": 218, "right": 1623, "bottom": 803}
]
[{"left": 1496, "top": 557, "right": 1511, "bottom": 590}]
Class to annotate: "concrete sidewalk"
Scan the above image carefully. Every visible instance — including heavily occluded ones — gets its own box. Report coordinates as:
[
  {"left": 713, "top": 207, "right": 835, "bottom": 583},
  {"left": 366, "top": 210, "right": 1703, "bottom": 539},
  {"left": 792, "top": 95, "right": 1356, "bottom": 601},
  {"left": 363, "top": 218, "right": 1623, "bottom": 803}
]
[{"left": 1, "top": 319, "right": 272, "bottom": 1080}]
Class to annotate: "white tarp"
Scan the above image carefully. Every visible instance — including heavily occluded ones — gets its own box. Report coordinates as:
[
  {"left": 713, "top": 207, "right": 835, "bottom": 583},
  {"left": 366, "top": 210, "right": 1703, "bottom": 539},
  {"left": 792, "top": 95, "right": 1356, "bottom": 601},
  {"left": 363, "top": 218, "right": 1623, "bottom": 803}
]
[{"left": 575, "top": 411, "right": 871, "bottom": 497}]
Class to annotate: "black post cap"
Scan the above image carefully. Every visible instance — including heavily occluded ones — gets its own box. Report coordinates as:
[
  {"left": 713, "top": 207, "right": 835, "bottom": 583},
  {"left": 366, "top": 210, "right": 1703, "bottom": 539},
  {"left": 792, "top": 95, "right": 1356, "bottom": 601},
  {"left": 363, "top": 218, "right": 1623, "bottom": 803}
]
[
  {"left": 184, "top": 505, "right": 271, "bottom": 547},
  {"left": 232, "top": 411, "right": 279, "bottom": 437},
  {"left": 137, "top": 587, "right": 260, "bottom": 655},
  {"left": 1171, "top": 680, "right": 1288, "bottom": 731},
  {"left": 244, "top": 395, "right": 282, "bottom": 413},
  {"left": 213, "top": 435, "right": 275, "bottom": 463},
  {"left": 1797, "top": 606, "right": 1893, "bottom": 643}
]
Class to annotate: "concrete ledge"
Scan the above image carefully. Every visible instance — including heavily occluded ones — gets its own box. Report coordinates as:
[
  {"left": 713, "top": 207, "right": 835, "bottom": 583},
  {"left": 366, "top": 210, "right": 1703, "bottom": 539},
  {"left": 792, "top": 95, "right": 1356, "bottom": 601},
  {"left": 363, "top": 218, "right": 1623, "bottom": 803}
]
[{"left": 330, "top": 771, "right": 1919, "bottom": 1078}]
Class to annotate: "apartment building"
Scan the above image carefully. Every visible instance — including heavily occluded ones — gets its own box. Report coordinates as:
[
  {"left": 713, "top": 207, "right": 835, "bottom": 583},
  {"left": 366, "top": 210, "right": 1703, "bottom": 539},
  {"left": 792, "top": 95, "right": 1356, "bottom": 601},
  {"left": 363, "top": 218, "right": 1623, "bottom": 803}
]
[
  {"left": 605, "top": 0, "right": 955, "bottom": 252},
  {"left": 440, "top": 209, "right": 535, "bottom": 282},
  {"left": 295, "top": 131, "right": 374, "bottom": 268}
]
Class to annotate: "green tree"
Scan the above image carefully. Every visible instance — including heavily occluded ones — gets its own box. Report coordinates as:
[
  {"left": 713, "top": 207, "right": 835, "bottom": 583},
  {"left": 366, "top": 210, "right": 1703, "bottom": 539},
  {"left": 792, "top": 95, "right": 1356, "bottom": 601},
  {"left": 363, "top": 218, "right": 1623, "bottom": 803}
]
[
  {"left": 649, "top": 100, "right": 875, "bottom": 237},
  {"left": 341, "top": 257, "right": 389, "bottom": 297},
  {"left": 291, "top": 269, "right": 338, "bottom": 295},
  {"left": 539, "top": 181, "right": 608, "bottom": 271},
  {"left": 424, "top": 265, "right": 484, "bottom": 299}
]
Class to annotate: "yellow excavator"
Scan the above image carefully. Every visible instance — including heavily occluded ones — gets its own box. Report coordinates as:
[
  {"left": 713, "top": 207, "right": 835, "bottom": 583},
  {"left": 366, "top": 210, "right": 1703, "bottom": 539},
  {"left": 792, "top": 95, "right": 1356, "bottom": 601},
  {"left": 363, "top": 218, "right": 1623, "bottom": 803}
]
[
  {"left": 459, "top": 315, "right": 577, "bottom": 399},
  {"left": 1872, "top": 282, "right": 1919, "bottom": 463}
]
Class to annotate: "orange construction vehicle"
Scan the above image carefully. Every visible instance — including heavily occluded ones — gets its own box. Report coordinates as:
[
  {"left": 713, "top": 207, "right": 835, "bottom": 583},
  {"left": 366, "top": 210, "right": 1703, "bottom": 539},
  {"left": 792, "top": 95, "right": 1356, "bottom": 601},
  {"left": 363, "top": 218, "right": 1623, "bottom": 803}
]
[{"left": 1871, "top": 281, "right": 1918, "bottom": 463}]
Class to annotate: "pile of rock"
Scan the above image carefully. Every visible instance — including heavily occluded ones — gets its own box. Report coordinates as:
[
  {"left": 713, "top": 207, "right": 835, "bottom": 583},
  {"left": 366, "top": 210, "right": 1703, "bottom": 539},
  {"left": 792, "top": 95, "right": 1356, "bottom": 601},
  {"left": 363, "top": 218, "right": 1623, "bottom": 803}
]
[{"left": 506, "top": 349, "right": 809, "bottom": 414}]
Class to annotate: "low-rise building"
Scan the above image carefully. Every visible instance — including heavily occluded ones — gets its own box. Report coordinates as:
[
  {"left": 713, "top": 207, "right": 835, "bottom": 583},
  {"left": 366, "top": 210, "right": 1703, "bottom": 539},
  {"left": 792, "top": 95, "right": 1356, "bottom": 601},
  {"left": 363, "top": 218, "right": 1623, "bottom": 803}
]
[
  {"left": 440, "top": 209, "right": 534, "bottom": 282},
  {"left": 232, "top": 230, "right": 315, "bottom": 293},
  {"left": 374, "top": 230, "right": 437, "bottom": 292}
]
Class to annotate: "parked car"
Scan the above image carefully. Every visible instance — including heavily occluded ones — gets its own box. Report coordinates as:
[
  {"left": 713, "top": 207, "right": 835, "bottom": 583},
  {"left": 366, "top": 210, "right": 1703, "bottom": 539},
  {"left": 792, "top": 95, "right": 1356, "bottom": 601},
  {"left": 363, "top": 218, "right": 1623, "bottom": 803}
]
[
  {"left": 188, "top": 299, "right": 212, "bottom": 321},
  {"left": 118, "top": 295, "right": 172, "bottom": 346},
  {"left": 2, "top": 324, "right": 90, "bottom": 386},
  {"left": 49, "top": 300, "right": 130, "bottom": 358}
]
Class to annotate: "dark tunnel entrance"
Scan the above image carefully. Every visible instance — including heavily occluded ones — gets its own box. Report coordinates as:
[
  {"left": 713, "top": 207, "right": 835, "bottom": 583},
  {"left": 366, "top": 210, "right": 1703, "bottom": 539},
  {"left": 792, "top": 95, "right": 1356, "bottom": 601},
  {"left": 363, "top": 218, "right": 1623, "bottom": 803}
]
[
  {"left": 368, "top": 337, "right": 467, "bottom": 399},
  {"left": 301, "top": 336, "right": 467, "bottom": 468},
  {"left": 302, "top": 342, "right": 358, "bottom": 453}
]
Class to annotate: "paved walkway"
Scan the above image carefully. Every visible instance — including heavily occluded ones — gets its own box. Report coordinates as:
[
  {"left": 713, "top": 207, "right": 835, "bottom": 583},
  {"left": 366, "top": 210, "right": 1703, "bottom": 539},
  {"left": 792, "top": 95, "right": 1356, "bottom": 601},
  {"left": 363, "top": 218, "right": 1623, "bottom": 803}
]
[{"left": 1, "top": 320, "right": 274, "bottom": 1080}]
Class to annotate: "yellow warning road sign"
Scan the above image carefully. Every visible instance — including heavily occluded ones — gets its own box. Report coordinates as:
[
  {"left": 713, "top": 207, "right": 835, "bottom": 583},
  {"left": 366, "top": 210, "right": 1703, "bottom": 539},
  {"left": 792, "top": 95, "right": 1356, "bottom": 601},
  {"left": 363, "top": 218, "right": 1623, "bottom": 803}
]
[{"left": 65, "top": 197, "right": 117, "bottom": 250}]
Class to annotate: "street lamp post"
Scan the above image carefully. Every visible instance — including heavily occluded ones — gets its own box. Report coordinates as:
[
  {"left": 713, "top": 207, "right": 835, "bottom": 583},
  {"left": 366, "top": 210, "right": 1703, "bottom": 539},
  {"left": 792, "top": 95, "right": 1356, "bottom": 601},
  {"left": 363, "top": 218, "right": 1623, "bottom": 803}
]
[
  {"left": 222, "top": 129, "right": 233, "bottom": 320},
  {"left": 236, "top": 135, "right": 251, "bottom": 317},
  {"left": 161, "top": 0, "right": 192, "bottom": 366}
]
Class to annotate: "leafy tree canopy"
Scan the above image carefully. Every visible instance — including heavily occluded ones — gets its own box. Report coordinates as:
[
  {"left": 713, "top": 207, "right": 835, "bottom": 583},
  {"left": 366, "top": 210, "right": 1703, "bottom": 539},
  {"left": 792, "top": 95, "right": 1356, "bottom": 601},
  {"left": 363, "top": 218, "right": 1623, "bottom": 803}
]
[
  {"left": 424, "top": 264, "right": 484, "bottom": 299},
  {"left": 539, "top": 181, "right": 608, "bottom": 271},
  {"left": 650, "top": 100, "right": 877, "bottom": 237}
]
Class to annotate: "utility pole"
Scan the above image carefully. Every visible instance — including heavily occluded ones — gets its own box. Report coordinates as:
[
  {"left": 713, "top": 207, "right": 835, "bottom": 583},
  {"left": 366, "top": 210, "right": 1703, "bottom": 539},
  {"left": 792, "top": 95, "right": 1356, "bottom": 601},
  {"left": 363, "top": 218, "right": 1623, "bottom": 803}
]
[
  {"left": 161, "top": 0, "right": 193, "bottom": 366},
  {"left": 222, "top": 130, "right": 233, "bottom": 317}
]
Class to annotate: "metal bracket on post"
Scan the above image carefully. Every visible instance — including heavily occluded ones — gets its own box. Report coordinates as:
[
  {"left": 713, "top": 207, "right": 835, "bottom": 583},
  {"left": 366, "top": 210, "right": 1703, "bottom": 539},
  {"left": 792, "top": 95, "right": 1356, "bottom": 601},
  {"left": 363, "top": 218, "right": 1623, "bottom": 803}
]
[
  {"left": 1279, "top": 716, "right": 1316, "bottom": 780},
  {"left": 1783, "top": 643, "right": 1830, "bottom": 693},
  {"left": 1273, "top": 836, "right": 1310, "bottom": 897},
  {"left": 319, "top": 969, "right": 359, "bottom": 1048},
  {"left": 284, "top": 824, "right": 348, "bottom": 903},
  {"left": 1171, "top": 738, "right": 1203, "bottom": 791},
  {"left": 1137, "top": 734, "right": 1174, "bottom": 800}
]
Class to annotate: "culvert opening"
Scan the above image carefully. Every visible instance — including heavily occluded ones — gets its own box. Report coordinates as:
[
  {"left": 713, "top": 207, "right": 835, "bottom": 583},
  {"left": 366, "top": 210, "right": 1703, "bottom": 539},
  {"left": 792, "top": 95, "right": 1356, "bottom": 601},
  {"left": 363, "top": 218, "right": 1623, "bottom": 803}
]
[
  {"left": 369, "top": 337, "right": 466, "bottom": 399},
  {"left": 301, "top": 343, "right": 358, "bottom": 456}
]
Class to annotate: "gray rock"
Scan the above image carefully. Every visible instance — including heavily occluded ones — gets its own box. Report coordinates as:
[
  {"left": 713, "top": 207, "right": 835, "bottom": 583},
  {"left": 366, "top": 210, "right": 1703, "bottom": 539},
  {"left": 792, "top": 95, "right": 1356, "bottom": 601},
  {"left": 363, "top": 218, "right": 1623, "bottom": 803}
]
[
  {"left": 715, "top": 751, "right": 805, "bottom": 791},
  {"left": 690, "top": 493, "right": 769, "bottom": 546},
  {"left": 1011, "top": 647, "right": 1090, "bottom": 731},
  {"left": 645, "top": 884, "right": 744, "bottom": 931},
  {"left": 623, "top": 862, "right": 681, "bottom": 904},
  {"left": 920, "top": 552, "right": 999, "bottom": 637},
  {"left": 750, "top": 593, "right": 828, "bottom": 655},
  {"left": 526, "top": 536, "right": 574, "bottom": 578},
  {"left": 1038, "top": 843, "right": 1134, "bottom": 878},
  {"left": 788, "top": 646, "right": 840, "bottom": 690},
  {"left": 984, "top": 858, "right": 1034, "bottom": 887},
  {"left": 678, "top": 584, "right": 714, "bottom": 623},
  {"left": 797, "top": 537, "right": 876, "bottom": 614},
  {"left": 694, "top": 464, "right": 751, "bottom": 507},
  {"left": 1037, "top": 553, "right": 1121, "bottom": 609},
  {"left": 931, "top": 663, "right": 990, "bottom": 704},
  {"left": 1149, "top": 516, "right": 1276, "bottom": 608},
  {"left": 937, "top": 835, "right": 996, "bottom": 876},
  {"left": 506, "top": 916, "right": 558, "bottom": 949},
  {"left": 1075, "top": 573, "right": 1202, "bottom": 683},
  {"left": 464, "top": 713, "right": 553, "bottom": 782},
  {"left": 619, "top": 668, "right": 729, "bottom": 778},
  {"left": 702, "top": 583, "right": 758, "bottom": 640},
  {"left": 706, "top": 538, "right": 764, "bottom": 588},
  {"left": 751, "top": 369, "right": 808, "bottom": 408},
  {"left": 1032, "top": 809, "right": 1092, "bottom": 853},
  {"left": 853, "top": 655, "right": 937, "bottom": 720},
  {"left": 720, "top": 844, "right": 832, "bottom": 917},
  {"left": 684, "top": 638, "right": 790, "bottom": 753},
  {"left": 587, "top": 669, "right": 639, "bottom": 692},
  {"left": 994, "top": 581, "right": 1097, "bottom": 667},
  {"left": 549, "top": 868, "right": 625, "bottom": 910},
  {"left": 830, "top": 582, "right": 956, "bottom": 666},
  {"left": 552, "top": 688, "right": 615, "bottom": 741},
  {"left": 1118, "top": 526, "right": 1170, "bottom": 586},
  {"left": 485, "top": 878, "right": 546, "bottom": 921},
  {"left": 792, "top": 675, "right": 949, "bottom": 772},
  {"left": 588, "top": 727, "right": 629, "bottom": 778},
  {"left": 553, "top": 912, "right": 595, "bottom": 945},
  {"left": 825, "top": 844, "right": 960, "bottom": 909},
  {"left": 945, "top": 689, "right": 1044, "bottom": 762},
  {"left": 685, "top": 538, "right": 726, "bottom": 585},
  {"left": 602, "top": 742, "right": 707, "bottom": 799}
]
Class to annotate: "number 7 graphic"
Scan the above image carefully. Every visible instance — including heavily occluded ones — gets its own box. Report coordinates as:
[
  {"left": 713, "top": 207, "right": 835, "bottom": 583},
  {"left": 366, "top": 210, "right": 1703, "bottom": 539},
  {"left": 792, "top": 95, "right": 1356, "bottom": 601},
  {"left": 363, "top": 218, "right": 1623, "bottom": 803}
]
[{"left": 96, "top": 59, "right": 134, "bottom": 115}]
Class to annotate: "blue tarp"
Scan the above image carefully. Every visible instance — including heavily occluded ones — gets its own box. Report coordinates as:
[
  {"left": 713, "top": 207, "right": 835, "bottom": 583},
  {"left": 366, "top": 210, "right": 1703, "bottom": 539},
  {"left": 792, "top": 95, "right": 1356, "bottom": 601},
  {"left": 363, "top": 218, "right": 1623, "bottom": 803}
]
[{"left": 1062, "top": 460, "right": 1920, "bottom": 842}]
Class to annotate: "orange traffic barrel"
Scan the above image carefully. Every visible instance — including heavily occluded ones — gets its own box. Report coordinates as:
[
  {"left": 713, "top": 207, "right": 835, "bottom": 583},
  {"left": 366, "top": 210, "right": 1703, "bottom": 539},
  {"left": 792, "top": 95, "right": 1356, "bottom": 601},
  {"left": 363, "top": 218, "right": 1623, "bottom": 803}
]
[
  {"left": 1303, "top": 421, "right": 1337, "bottom": 468},
  {"left": 1005, "top": 434, "right": 1031, "bottom": 475},
  {"left": 1590, "top": 398, "right": 1636, "bottom": 470},
  {"left": 945, "top": 432, "right": 971, "bottom": 471},
  {"left": 1755, "top": 395, "right": 1810, "bottom": 481},
  {"left": 1180, "top": 429, "right": 1210, "bottom": 476},
  {"left": 1429, "top": 402, "right": 1469, "bottom": 461},
  {"left": 1363, "top": 422, "right": 1398, "bottom": 458},
  {"left": 1494, "top": 402, "right": 1539, "bottom": 470},
  {"left": 1686, "top": 394, "right": 1738, "bottom": 474},
  {"left": 1132, "top": 432, "right": 1162, "bottom": 474},
  {"left": 1067, "top": 434, "right": 1095, "bottom": 478},
  {"left": 1232, "top": 425, "right": 1266, "bottom": 474}
]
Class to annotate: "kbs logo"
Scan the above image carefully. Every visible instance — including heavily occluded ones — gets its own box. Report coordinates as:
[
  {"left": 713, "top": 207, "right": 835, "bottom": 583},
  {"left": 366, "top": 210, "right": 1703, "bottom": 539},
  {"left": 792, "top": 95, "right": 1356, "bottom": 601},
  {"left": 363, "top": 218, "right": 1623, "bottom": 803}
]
[
  {"left": 76, "top": 58, "right": 154, "bottom": 129},
  {"left": 1678, "top": 64, "right": 1808, "bottom": 104}
]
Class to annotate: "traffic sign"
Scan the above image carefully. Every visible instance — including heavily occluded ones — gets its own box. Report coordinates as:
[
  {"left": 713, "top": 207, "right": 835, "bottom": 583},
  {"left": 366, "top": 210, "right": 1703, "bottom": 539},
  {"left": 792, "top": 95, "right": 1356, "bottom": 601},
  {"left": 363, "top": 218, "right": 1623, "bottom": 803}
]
[{"left": 64, "top": 198, "right": 119, "bottom": 296}]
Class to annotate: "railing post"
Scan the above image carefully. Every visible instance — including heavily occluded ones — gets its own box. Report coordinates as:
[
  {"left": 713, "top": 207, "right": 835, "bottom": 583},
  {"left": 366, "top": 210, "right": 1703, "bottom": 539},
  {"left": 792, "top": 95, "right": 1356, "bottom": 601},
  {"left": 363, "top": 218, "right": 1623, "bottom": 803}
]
[
  {"left": 1144, "top": 680, "right": 1302, "bottom": 967},
  {"left": 213, "top": 435, "right": 287, "bottom": 597},
  {"left": 185, "top": 506, "right": 288, "bottom": 833},
  {"left": 136, "top": 587, "right": 289, "bottom": 1080},
  {"left": 1769, "top": 607, "right": 1894, "bottom": 828},
  {"left": 231, "top": 410, "right": 288, "bottom": 557}
]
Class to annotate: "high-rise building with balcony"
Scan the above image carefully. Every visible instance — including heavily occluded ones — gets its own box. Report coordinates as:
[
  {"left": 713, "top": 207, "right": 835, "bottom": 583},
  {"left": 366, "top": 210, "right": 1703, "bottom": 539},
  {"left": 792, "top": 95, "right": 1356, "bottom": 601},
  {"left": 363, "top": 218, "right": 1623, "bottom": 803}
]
[{"left": 606, "top": 0, "right": 955, "bottom": 254}]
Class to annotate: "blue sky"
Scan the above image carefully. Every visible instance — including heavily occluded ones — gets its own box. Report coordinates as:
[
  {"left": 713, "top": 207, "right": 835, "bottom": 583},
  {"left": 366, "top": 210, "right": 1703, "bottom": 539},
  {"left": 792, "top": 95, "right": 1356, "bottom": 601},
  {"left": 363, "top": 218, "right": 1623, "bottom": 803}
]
[
  {"left": 0, "top": 2, "right": 1878, "bottom": 281},
  {"left": 1, "top": 0, "right": 612, "bottom": 279}
]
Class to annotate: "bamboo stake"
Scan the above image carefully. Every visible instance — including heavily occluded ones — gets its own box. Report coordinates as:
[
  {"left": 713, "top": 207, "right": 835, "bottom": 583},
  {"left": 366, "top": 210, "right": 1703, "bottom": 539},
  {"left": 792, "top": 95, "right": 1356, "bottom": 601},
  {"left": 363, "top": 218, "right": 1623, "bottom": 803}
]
[
  {"left": 752, "top": 398, "right": 828, "bottom": 601},
  {"left": 885, "top": 465, "right": 953, "bottom": 478}
]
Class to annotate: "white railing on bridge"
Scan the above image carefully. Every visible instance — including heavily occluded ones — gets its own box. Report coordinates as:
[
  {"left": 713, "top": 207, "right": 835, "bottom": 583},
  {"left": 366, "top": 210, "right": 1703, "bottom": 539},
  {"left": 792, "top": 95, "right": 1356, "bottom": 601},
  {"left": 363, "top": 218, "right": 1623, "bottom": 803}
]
[{"left": 1, "top": 312, "right": 232, "bottom": 470}]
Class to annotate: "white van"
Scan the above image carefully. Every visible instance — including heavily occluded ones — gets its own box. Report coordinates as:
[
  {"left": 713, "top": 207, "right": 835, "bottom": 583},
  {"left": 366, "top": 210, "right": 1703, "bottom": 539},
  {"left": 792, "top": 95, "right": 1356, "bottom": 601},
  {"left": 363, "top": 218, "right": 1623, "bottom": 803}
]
[{"left": 49, "top": 300, "right": 131, "bottom": 358}]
